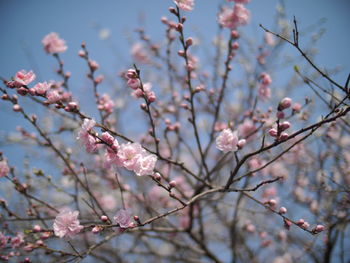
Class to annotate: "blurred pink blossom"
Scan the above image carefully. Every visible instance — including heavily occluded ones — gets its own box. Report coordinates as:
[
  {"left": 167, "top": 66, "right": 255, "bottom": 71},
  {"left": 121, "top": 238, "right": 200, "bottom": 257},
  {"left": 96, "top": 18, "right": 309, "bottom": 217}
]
[{"left": 42, "top": 32, "right": 67, "bottom": 54}]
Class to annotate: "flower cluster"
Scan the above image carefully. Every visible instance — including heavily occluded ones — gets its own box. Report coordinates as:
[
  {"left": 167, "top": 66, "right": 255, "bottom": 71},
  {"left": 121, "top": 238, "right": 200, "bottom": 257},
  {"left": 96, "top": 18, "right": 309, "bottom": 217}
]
[
  {"left": 97, "top": 94, "right": 115, "bottom": 114},
  {"left": 77, "top": 119, "right": 157, "bottom": 176},
  {"left": 218, "top": 3, "right": 250, "bottom": 29},
  {"left": 77, "top": 118, "right": 98, "bottom": 153},
  {"left": 258, "top": 72, "right": 272, "bottom": 100},
  {"left": 125, "top": 69, "right": 156, "bottom": 103}
]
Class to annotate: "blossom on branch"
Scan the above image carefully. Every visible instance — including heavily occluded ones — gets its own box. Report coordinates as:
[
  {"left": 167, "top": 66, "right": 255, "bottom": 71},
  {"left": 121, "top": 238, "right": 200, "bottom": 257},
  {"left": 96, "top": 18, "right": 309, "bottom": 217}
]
[
  {"left": 53, "top": 209, "right": 84, "bottom": 238},
  {"left": 42, "top": 32, "right": 67, "bottom": 54},
  {"left": 174, "top": 0, "right": 194, "bottom": 11}
]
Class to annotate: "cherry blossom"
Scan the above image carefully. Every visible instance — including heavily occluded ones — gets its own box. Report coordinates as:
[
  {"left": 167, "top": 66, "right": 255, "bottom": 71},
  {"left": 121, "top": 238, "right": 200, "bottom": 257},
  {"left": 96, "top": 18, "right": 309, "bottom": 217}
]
[
  {"left": 53, "top": 209, "right": 83, "bottom": 238},
  {"left": 216, "top": 128, "right": 239, "bottom": 153},
  {"left": 174, "top": 0, "right": 194, "bottom": 11},
  {"left": 42, "top": 32, "right": 67, "bottom": 54}
]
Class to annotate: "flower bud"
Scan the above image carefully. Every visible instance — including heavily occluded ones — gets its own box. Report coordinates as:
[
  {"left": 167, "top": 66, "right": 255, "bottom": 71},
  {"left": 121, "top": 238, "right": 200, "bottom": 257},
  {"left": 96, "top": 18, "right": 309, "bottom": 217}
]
[
  {"left": 101, "top": 215, "right": 108, "bottom": 222},
  {"left": 279, "top": 207, "right": 287, "bottom": 214},
  {"left": 92, "top": 226, "right": 101, "bottom": 234},
  {"left": 314, "top": 224, "right": 325, "bottom": 233},
  {"left": 231, "top": 30, "right": 239, "bottom": 39},
  {"left": 178, "top": 50, "right": 185, "bottom": 57},
  {"left": 185, "top": 37, "right": 193, "bottom": 47},
  {"left": 33, "top": 225, "right": 41, "bottom": 232},
  {"left": 278, "top": 97, "right": 292, "bottom": 111},
  {"left": 237, "top": 139, "right": 246, "bottom": 149},
  {"left": 153, "top": 172, "right": 161, "bottom": 181},
  {"left": 231, "top": 42, "right": 239, "bottom": 50},
  {"left": 13, "top": 104, "right": 22, "bottom": 112},
  {"left": 169, "top": 180, "right": 177, "bottom": 188},
  {"left": 279, "top": 132, "right": 288, "bottom": 141},
  {"left": 268, "top": 128, "right": 278, "bottom": 137},
  {"left": 268, "top": 199, "right": 277, "bottom": 207},
  {"left": 280, "top": 121, "right": 290, "bottom": 131},
  {"left": 276, "top": 111, "right": 285, "bottom": 119}
]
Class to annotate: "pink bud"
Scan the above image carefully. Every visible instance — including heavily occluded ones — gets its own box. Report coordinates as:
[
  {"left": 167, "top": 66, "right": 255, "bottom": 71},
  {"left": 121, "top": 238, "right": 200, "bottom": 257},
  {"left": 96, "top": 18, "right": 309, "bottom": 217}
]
[
  {"left": 168, "top": 7, "right": 176, "bottom": 14},
  {"left": 153, "top": 172, "right": 161, "bottom": 181},
  {"left": 296, "top": 219, "right": 305, "bottom": 226},
  {"left": 78, "top": 50, "right": 86, "bottom": 57},
  {"left": 101, "top": 215, "right": 108, "bottom": 222},
  {"left": 33, "top": 225, "right": 41, "bottom": 232},
  {"left": 185, "top": 37, "right": 193, "bottom": 47},
  {"left": 28, "top": 88, "right": 36, "bottom": 96},
  {"left": 268, "top": 128, "right": 278, "bottom": 137},
  {"left": 17, "top": 87, "right": 28, "bottom": 96},
  {"left": 231, "top": 42, "right": 239, "bottom": 50},
  {"left": 169, "top": 180, "right": 177, "bottom": 188},
  {"left": 178, "top": 50, "right": 185, "bottom": 57},
  {"left": 268, "top": 199, "right": 277, "bottom": 207},
  {"left": 237, "top": 139, "right": 246, "bottom": 148},
  {"left": 126, "top": 69, "right": 137, "bottom": 79},
  {"left": 231, "top": 30, "right": 239, "bottom": 39},
  {"left": 161, "top": 16, "right": 168, "bottom": 24},
  {"left": 279, "top": 97, "right": 292, "bottom": 111},
  {"left": 292, "top": 102, "right": 302, "bottom": 112},
  {"left": 140, "top": 103, "right": 147, "bottom": 111},
  {"left": 92, "top": 226, "right": 101, "bottom": 234},
  {"left": 279, "top": 132, "right": 288, "bottom": 141},
  {"left": 176, "top": 23, "right": 183, "bottom": 32},
  {"left": 13, "top": 104, "right": 22, "bottom": 112},
  {"left": 276, "top": 111, "right": 285, "bottom": 119},
  {"left": 89, "top": 60, "right": 99, "bottom": 71},
  {"left": 314, "top": 224, "right": 325, "bottom": 233},
  {"left": 279, "top": 207, "right": 287, "bottom": 214},
  {"left": 35, "top": 240, "right": 44, "bottom": 246},
  {"left": 280, "top": 121, "right": 290, "bottom": 131}
]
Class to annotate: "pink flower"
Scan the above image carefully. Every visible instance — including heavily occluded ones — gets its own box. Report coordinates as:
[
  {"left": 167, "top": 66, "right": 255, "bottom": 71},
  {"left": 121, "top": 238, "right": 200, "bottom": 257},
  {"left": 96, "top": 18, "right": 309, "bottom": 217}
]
[
  {"left": 127, "top": 78, "right": 141, "bottom": 90},
  {"left": 133, "top": 154, "right": 157, "bottom": 176},
  {"left": 42, "top": 32, "right": 67, "bottom": 54},
  {"left": 77, "top": 119, "right": 97, "bottom": 153},
  {"left": 131, "top": 83, "right": 156, "bottom": 102},
  {"left": 46, "top": 90, "right": 61, "bottom": 103},
  {"left": 53, "top": 209, "right": 84, "bottom": 238},
  {"left": 264, "top": 32, "right": 276, "bottom": 46},
  {"left": 13, "top": 70, "right": 36, "bottom": 86},
  {"left": 0, "top": 160, "right": 9, "bottom": 178},
  {"left": 113, "top": 209, "right": 131, "bottom": 228},
  {"left": 117, "top": 142, "right": 144, "bottom": 171},
  {"left": 260, "top": 73, "right": 272, "bottom": 86},
  {"left": 218, "top": 4, "right": 250, "bottom": 29},
  {"left": 10, "top": 233, "right": 24, "bottom": 248},
  {"left": 216, "top": 128, "right": 239, "bottom": 153},
  {"left": 98, "top": 94, "right": 115, "bottom": 114},
  {"left": 174, "top": 0, "right": 194, "bottom": 11},
  {"left": 33, "top": 82, "right": 51, "bottom": 95},
  {"left": 258, "top": 84, "right": 271, "bottom": 100}
]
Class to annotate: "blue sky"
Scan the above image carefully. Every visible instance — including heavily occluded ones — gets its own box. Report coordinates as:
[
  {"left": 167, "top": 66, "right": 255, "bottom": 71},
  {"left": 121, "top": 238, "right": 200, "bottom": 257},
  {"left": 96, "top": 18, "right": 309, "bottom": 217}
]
[{"left": 0, "top": 0, "right": 349, "bottom": 161}]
